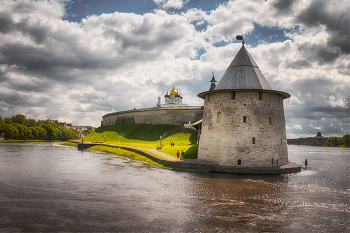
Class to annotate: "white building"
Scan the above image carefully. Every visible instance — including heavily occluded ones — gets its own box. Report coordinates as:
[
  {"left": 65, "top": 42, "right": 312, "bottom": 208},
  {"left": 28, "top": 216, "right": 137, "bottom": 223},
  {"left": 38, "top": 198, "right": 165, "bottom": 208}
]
[{"left": 157, "top": 86, "right": 188, "bottom": 107}]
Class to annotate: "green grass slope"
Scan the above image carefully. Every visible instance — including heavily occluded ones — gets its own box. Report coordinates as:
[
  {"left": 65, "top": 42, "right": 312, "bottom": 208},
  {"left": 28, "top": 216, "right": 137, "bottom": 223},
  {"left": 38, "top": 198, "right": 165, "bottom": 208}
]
[{"left": 82, "top": 124, "right": 198, "bottom": 159}]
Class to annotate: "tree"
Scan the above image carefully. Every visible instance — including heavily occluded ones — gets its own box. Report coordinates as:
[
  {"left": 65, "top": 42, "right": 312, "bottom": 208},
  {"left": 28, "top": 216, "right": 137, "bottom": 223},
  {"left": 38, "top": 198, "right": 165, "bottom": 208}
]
[
  {"left": 58, "top": 128, "right": 78, "bottom": 140},
  {"left": 29, "top": 127, "right": 39, "bottom": 139},
  {"left": 342, "top": 134, "right": 349, "bottom": 147},
  {"left": 27, "top": 118, "right": 37, "bottom": 127},
  {"left": 11, "top": 114, "right": 26, "bottom": 125},
  {"left": 4, "top": 118, "right": 13, "bottom": 124},
  {"left": 37, "top": 127, "right": 47, "bottom": 139},
  {"left": 13, "top": 123, "right": 31, "bottom": 140},
  {"left": 0, "top": 116, "right": 3, "bottom": 127},
  {"left": 0, "top": 124, "right": 19, "bottom": 139},
  {"left": 41, "top": 123, "right": 59, "bottom": 140}
]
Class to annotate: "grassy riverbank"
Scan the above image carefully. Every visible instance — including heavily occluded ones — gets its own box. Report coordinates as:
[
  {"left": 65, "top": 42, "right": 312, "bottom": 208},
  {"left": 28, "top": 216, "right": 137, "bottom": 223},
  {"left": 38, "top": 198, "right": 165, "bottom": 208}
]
[
  {"left": 89, "top": 145, "right": 171, "bottom": 169},
  {"left": 79, "top": 124, "right": 198, "bottom": 159}
]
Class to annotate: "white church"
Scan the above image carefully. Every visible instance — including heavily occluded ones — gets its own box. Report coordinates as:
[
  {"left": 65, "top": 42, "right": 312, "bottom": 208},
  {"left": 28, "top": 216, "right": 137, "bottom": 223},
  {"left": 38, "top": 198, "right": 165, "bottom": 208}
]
[{"left": 156, "top": 86, "right": 188, "bottom": 107}]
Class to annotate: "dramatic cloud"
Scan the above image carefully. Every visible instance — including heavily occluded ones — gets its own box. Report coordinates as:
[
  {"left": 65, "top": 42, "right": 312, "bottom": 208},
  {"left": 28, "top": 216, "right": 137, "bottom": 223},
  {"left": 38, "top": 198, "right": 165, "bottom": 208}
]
[{"left": 0, "top": 0, "right": 348, "bottom": 138}]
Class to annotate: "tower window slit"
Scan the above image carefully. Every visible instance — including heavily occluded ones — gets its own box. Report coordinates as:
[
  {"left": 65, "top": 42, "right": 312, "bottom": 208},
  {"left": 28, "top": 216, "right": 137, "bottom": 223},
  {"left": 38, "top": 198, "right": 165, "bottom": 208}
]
[
  {"left": 217, "top": 112, "right": 221, "bottom": 123},
  {"left": 269, "top": 117, "right": 272, "bottom": 124},
  {"left": 259, "top": 91, "right": 263, "bottom": 100},
  {"left": 238, "top": 159, "right": 241, "bottom": 165},
  {"left": 243, "top": 116, "right": 246, "bottom": 123},
  {"left": 252, "top": 137, "right": 255, "bottom": 144},
  {"left": 231, "top": 91, "right": 235, "bottom": 100}
]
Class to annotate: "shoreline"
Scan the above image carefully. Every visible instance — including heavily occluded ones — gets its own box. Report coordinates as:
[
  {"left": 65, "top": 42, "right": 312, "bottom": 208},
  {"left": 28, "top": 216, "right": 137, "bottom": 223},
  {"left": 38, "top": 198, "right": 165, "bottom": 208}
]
[
  {"left": 1, "top": 139, "right": 61, "bottom": 143},
  {"left": 63, "top": 141, "right": 302, "bottom": 175}
]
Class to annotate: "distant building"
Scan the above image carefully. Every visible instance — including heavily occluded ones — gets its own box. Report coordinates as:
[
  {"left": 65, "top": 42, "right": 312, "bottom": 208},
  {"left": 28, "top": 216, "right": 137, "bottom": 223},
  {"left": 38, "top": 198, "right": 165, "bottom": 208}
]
[
  {"left": 59, "top": 122, "right": 91, "bottom": 137},
  {"left": 59, "top": 122, "right": 72, "bottom": 128},
  {"left": 158, "top": 86, "right": 187, "bottom": 107},
  {"left": 287, "top": 132, "right": 328, "bottom": 145}
]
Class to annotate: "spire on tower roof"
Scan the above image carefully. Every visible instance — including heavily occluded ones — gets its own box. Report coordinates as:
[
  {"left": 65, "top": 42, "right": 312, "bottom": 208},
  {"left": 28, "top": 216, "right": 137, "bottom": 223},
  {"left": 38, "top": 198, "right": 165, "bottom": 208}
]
[{"left": 209, "top": 72, "right": 217, "bottom": 91}]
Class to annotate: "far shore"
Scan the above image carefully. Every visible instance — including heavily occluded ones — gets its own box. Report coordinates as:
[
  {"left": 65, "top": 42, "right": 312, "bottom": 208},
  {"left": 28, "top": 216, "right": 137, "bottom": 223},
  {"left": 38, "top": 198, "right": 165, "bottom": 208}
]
[{"left": 0, "top": 139, "right": 61, "bottom": 143}]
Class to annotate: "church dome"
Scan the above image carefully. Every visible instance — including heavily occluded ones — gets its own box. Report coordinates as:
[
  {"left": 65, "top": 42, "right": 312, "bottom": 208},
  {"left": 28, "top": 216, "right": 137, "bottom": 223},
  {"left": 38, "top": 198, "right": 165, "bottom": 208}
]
[{"left": 170, "top": 86, "right": 178, "bottom": 95}]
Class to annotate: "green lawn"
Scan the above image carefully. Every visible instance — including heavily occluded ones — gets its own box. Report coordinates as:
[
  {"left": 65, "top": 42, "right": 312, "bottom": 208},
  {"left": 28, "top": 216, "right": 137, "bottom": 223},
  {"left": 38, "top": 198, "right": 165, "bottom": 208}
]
[{"left": 82, "top": 124, "right": 198, "bottom": 159}]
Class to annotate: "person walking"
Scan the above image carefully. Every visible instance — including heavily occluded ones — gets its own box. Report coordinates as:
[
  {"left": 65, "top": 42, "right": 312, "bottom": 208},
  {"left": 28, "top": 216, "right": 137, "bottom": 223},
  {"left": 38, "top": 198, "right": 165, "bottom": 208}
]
[
  {"left": 176, "top": 150, "right": 180, "bottom": 161},
  {"left": 181, "top": 150, "right": 184, "bottom": 160}
]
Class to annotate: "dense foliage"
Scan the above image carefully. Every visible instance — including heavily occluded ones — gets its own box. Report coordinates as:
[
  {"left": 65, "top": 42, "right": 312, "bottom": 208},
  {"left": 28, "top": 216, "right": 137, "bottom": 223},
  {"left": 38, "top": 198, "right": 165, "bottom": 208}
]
[
  {"left": 0, "top": 115, "right": 78, "bottom": 141},
  {"left": 325, "top": 135, "right": 349, "bottom": 147}
]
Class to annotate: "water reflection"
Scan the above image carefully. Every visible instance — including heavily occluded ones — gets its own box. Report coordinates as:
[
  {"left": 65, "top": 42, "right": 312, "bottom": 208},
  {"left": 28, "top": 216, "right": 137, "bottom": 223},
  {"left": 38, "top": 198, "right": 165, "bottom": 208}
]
[
  {"left": 180, "top": 173, "right": 289, "bottom": 232},
  {"left": 0, "top": 143, "right": 348, "bottom": 232}
]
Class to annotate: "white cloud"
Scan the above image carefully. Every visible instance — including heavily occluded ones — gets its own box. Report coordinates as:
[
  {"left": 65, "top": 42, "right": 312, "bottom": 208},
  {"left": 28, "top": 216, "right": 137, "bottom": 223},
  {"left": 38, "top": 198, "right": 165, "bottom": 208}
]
[
  {"left": 307, "top": 124, "right": 322, "bottom": 130},
  {"left": 153, "top": 0, "right": 187, "bottom": 9}
]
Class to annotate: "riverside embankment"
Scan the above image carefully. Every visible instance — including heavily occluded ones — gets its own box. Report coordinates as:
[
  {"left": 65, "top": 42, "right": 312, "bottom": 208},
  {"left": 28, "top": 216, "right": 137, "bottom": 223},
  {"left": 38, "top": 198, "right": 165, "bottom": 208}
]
[{"left": 67, "top": 141, "right": 301, "bottom": 174}]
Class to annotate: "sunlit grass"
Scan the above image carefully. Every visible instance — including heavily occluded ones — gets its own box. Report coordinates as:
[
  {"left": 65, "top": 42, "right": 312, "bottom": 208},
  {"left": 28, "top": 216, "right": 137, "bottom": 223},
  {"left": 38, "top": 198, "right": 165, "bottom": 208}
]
[
  {"left": 59, "top": 141, "right": 78, "bottom": 146},
  {"left": 82, "top": 124, "right": 198, "bottom": 159}
]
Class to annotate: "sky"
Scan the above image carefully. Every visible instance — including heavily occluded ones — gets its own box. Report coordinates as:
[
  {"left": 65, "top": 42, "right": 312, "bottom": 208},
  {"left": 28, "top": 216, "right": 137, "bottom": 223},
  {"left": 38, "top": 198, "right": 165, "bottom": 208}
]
[{"left": 0, "top": 0, "right": 349, "bottom": 138}]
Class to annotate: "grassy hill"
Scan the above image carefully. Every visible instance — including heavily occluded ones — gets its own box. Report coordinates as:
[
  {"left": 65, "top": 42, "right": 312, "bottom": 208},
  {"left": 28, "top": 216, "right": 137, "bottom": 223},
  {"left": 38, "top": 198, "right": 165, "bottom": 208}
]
[{"left": 82, "top": 124, "right": 198, "bottom": 159}]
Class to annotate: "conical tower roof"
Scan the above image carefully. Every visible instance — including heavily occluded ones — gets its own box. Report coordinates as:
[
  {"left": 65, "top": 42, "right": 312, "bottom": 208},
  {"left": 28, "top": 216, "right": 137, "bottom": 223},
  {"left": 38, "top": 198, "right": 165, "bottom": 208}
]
[
  {"left": 198, "top": 44, "right": 290, "bottom": 99},
  {"left": 215, "top": 45, "right": 272, "bottom": 90}
]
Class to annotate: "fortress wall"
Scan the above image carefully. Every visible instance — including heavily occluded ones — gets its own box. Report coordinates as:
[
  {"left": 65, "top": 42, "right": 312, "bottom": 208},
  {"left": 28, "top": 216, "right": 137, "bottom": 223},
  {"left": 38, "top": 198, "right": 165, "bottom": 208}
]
[
  {"left": 198, "top": 91, "right": 288, "bottom": 167},
  {"left": 102, "top": 107, "right": 203, "bottom": 126}
]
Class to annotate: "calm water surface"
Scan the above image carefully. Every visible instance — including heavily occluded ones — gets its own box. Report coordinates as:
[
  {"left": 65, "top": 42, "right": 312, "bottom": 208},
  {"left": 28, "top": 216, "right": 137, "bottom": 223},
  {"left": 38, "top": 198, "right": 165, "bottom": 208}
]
[{"left": 0, "top": 142, "right": 349, "bottom": 232}]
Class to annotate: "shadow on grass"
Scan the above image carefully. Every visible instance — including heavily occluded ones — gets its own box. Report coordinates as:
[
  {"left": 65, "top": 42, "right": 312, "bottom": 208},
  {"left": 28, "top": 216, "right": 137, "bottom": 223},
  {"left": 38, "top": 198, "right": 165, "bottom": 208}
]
[
  {"left": 94, "top": 124, "right": 177, "bottom": 141},
  {"left": 184, "top": 145, "right": 198, "bottom": 159}
]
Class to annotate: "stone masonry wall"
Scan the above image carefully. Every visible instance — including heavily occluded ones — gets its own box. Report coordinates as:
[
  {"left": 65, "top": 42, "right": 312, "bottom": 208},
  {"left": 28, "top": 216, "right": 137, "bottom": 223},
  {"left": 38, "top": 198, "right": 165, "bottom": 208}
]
[
  {"left": 102, "top": 107, "right": 203, "bottom": 126},
  {"left": 198, "top": 91, "right": 288, "bottom": 167}
]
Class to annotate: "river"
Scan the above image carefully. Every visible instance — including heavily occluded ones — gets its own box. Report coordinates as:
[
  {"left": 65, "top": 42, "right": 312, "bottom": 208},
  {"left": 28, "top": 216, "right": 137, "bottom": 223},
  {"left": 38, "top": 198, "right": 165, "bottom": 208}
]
[{"left": 0, "top": 142, "right": 348, "bottom": 232}]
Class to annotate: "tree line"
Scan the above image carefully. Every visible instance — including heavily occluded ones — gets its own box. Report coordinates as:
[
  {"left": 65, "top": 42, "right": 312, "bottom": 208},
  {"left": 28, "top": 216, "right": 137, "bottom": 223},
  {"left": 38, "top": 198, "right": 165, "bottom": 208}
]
[
  {"left": 0, "top": 114, "right": 78, "bottom": 141},
  {"left": 325, "top": 135, "right": 349, "bottom": 147}
]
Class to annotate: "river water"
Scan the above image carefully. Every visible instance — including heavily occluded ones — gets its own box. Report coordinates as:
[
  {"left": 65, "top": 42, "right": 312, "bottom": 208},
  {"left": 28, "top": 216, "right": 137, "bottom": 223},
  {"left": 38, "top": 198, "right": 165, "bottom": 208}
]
[{"left": 0, "top": 142, "right": 348, "bottom": 232}]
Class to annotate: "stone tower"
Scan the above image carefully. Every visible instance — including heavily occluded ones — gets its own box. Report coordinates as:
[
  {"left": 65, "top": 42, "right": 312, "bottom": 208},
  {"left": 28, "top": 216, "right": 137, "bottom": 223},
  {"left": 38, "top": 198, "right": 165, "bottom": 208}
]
[{"left": 197, "top": 43, "right": 291, "bottom": 168}]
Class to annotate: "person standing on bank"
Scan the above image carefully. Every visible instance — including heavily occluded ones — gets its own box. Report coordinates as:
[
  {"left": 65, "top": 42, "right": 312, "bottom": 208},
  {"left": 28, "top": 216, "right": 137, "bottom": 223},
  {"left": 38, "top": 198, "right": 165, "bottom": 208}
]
[
  {"left": 181, "top": 150, "right": 184, "bottom": 160},
  {"left": 176, "top": 150, "right": 180, "bottom": 161},
  {"left": 305, "top": 159, "right": 308, "bottom": 168}
]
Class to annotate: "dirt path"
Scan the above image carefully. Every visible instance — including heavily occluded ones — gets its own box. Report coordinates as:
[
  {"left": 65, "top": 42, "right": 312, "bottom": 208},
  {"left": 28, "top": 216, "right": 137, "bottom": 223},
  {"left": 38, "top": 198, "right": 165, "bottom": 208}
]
[{"left": 128, "top": 146, "right": 178, "bottom": 161}]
